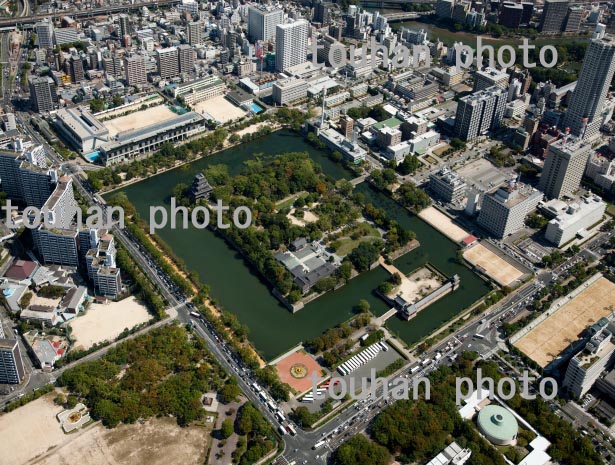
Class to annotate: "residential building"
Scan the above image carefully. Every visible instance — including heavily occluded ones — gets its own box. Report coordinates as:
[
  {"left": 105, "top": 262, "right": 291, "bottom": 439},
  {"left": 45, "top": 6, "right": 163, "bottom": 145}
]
[
  {"left": 32, "top": 227, "right": 79, "bottom": 266},
  {"left": 539, "top": 137, "right": 592, "bottom": 199},
  {"left": 272, "top": 77, "right": 309, "bottom": 105},
  {"left": 0, "top": 148, "right": 56, "bottom": 208},
  {"left": 54, "top": 27, "right": 79, "bottom": 46},
  {"left": 564, "top": 6, "right": 583, "bottom": 32},
  {"left": 429, "top": 167, "right": 468, "bottom": 203},
  {"left": 40, "top": 176, "right": 76, "bottom": 230},
  {"left": 545, "top": 195, "right": 606, "bottom": 246},
  {"left": 454, "top": 86, "right": 506, "bottom": 141},
  {"left": 585, "top": 152, "right": 615, "bottom": 191},
  {"left": 478, "top": 182, "right": 543, "bottom": 238},
  {"left": 539, "top": 0, "right": 570, "bottom": 33},
  {"left": 473, "top": 68, "right": 509, "bottom": 92},
  {"left": 118, "top": 13, "right": 131, "bottom": 38},
  {"left": 499, "top": 2, "right": 523, "bottom": 28},
  {"left": 564, "top": 329, "right": 615, "bottom": 398},
  {"left": 178, "top": 44, "right": 195, "bottom": 75},
  {"left": 187, "top": 21, "right": 202, "bottom": 45},
  {"left": 275, "top": 20, "right": 309, "bottom": 72},
  {"left": 0, "top": 339, "right": 25, "bottom": 384},
  {"left": 67, "top": 56, "right": 85, "bottom": 83},
  {"left": 313, "top": 0, "right": 333, "bottom": 25},
  {"left": 156, "top": 46, "right": 179, "bottom": 79},
  {"left": 29, "top": 76, "right": 58, "bottom": 113},
  {"left": 435, "top": 0, "right": 454, "bottom": 19},
  {"left": 340, "top": 115, "right": 354, "bottom": 139},
  {"left": 248, "top": 6, "right": 284, "bottom": 42},
  {"left": 124, "top": 54, "right": 147, "bottom": 86},
  {"left": 563, "top": 35, "right": 615, "bottom": 140}
]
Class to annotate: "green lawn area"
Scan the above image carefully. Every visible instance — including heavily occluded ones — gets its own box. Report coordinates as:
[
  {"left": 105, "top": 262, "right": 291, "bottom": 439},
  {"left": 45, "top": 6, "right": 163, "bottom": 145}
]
[
  {"left": 275, "top": 192, "right": 307, "bottom": 211},
  {"left": 606, "top": 203, "right": 615, "bottom": 217},
  {"left": 330, "top": 223, "right": 381, "bottom": 256}
]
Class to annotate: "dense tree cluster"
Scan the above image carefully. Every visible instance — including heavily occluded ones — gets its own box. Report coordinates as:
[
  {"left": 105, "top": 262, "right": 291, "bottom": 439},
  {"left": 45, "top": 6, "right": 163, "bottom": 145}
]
[
  {"left": 396, "top": 155, "right": 421, "bottom": 175},
  {"left": 57, "top": 325, "right": 227, "bottom": 427},
  {"left": 305, "top": 313, "right": 371, "bottom": 354},
  {"left": 234, "top": 402, "right": 276, "bottom": 465},
  {"left": 333, "top": 434, "right": 390, "bottom": 465},
  {"left": 396, "top": 182, "right": 432, "bottom": 213},
  {"left": 348, "top": 240, "right": 384, "bottom": 272}
]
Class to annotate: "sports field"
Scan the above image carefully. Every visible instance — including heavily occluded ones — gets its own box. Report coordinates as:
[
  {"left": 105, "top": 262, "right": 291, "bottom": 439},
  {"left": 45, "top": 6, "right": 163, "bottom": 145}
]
[
  {"left": 514, "top": 277, "right": 615, "bottom": 367},
  {"left": 193, "top": 95, "right": 247, "bottom": 123},
  {"left": 463, "top": 243, "right": 525, "bottom": 287}
]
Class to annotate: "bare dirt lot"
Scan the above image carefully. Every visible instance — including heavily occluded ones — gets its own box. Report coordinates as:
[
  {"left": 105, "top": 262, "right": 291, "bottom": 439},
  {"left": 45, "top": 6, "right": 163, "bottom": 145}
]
[
  {"left": 0, "top": 393, "right": 66, "bottom": 465},
  {"left": 514, "top": 277, "right": 615, "bottom": 367},
  {"left": 193, "top": 95, "right": 246, "bottom": 123},
  {"left": 463, "top": 243, "right": 525, "bottom": 287},
  {"left": 418, "top": 207, "right": 469, "bottom": 243},
  {"left": 36, "top": 417, "right": 211, "bottom": 465},
  {"left": 69, "top": 296, "right": 153, "bottom": 350},
  {"left": 103, "top": 105, "right": 178, "bottom": 138}
]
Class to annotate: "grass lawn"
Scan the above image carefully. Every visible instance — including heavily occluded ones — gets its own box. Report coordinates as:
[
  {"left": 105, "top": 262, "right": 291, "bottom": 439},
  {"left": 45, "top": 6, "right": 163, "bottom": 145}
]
[
  {"left": 276, "top": 192, "right": 307, "bottom": 211},
  {"left": 330, "top": 223, "right": 381, "bottom": 257},
  {"left": 606, "top": 202, "right": 615, "bottom": 217},
  {"left": 433, "top": 144, "right": 451, "bottom": 156}
]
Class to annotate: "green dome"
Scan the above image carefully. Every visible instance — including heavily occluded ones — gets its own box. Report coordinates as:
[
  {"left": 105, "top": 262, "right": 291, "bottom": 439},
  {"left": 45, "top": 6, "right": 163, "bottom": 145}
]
[{"left": 477, "top": 405, "right": 518, "bottom": 445}]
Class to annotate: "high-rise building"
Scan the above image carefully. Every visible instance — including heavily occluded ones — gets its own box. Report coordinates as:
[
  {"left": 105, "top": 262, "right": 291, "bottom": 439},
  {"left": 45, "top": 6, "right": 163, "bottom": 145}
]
[
  {"left": 67, "top": 56, "right": 85, "bottom": 83},
  {"left": 35, "top": 19, "right": 55, "bottom": 48},
  {"left": 454, "top": 86, "right": 506, "bottom": 141},
  {"left": 313, "top": 0, "right": 333, "bottom": 25},
  {"left": 452, "top": 1, "right": 471, "bottom": 23},
  {"left": 248, "top": 6, "right": 284, "bottom": 42},
  {"left": 563, "top": 35, "right": 615, "bottom": 140},
  {"left": 124, "top": 54, "right": 147, "bottom": 86},
  {"left": 118, "top": 13, "right": 131, "bottom": 38},
  {"left": 156, "top": 46, "right": 179, "bottom": 79},
  {"left": 39, "top": 176, "right": 76, "bottom": 229},
  {"left": 473, "top": 67, "right": 510, "bottom": 92},
  {"left": 564, "top": 5, "right": 583, "bottom": 32},
  {"left": 275, "top": 20, "right": 309, "bottom": 72},
  {"left": 178, "top": 44, "right": 195, "bottom": 74},
  {"left": 28, "top": 76, "right": 58, "bottom": 113},
  {"left": 102, "top": 54, "right": 122, "bottom": 78},
  {"left": 0, "top": 339, "right": 25, "bottom": 385},
  {"left": 0, "top": 148, "right": 56, "bottom": 208},
  {"left": 564, "top": 329, "right": 615, "bottom": 399},
  {"left": 539, "top": 0, "right": 570, "bottom": 33},
  {"left": 499, "top": 2, "right": 523, "bottom": 28},
  {"left": 539, "top": 137, "right": 592, "bottom": 199},
  {"left": 435, "top": 0, "right": 454, "bottom": 19},
  {"left": 187, "top": 21, "right": 202, "bottom": 45},
  {"left": 477, "top": 182, "right": 543, "bottom": 238},
  {"left": 32, "top": 227, "right": 79, "bottom": 266}
]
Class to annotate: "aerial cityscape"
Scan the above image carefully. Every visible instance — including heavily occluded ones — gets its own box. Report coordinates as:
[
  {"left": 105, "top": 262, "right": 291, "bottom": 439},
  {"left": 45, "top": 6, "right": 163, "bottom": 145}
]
[{"left": 0, "top": 0, "right": 615, "bottom": 464}]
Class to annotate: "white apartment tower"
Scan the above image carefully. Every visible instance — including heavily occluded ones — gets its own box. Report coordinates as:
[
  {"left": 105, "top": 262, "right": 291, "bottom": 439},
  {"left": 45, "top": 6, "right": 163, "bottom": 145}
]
[
  {"left": 563, "top": 34, "right": 615, "bottom": 139},
  {"left": 275, "top": 20, "right": 309, "bottom": 72},
  {"left": 539, "top": 137, "right": 592, "bottom": 199},
  {"left": 248, "top": 6, "right": 284, "bottom": 42}
]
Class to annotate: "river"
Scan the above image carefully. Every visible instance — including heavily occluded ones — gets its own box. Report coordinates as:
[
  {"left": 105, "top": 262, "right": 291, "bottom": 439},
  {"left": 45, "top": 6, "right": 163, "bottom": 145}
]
[{"left": 113, "top": 130, "right": 490, "bottom": 361}]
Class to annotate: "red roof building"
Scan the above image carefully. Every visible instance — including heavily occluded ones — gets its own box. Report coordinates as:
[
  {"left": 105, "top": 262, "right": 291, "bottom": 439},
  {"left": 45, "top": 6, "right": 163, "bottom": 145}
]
[{"left": 5, "top": 260, "right": 37, "bottom": 280}]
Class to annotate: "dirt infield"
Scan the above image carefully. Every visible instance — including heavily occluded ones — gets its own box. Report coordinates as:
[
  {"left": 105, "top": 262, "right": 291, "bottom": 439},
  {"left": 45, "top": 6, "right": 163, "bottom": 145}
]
[
  {"left": 104, "top": 105, "right": 178, "bottom": 138},
  {"left": 35, "top": 417, "right": 210, "bottom": 465},
  {"left": 463, "top": 243, "right": 524, "bottom": 287},
  {"left": 418, "top": 207, "right": 469, "bottom": 242},
  {"left": 69, "top": 296, "right": 153, "bottom": 350},
  {"left": 514, "top": 277, "right": 615, "bottom": 368},
  {"left": 275, "top": 351, "right": 324, "bottom": 394},
  {"left": 193, "top": 95, "right": 247, "bottom": 123}
]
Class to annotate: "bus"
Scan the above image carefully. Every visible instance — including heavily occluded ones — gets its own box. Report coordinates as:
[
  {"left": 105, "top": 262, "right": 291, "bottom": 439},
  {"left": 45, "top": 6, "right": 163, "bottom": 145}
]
[
  {"left": 473, "top": 333, "right": 485, "bottom": 339},
  {"left": 313, "top": 440, "right": 326, "bottom": 450},
  {"left": 275, "top": 411, "right": 285, "bottom": 423},
  {"left": 267, "top": 400, "right": 276, "bottom": 411},
  {"left": 286, "top": 424, "right": 297, "bottom": 436},
  {"left": 421, "top": 358, "right": 431, "bottom": 366},
  {"left": 258, "top": 392, "right": 267, "bottom": 402},
  {"left": 278, "top": 425, "right": 287, "bottom": 435},
  {"left": 410, "top": 365, "right": 420, "bottom": 374},
  {"left": 190, "top": 311, "right": 200, "bottom": 318}
]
